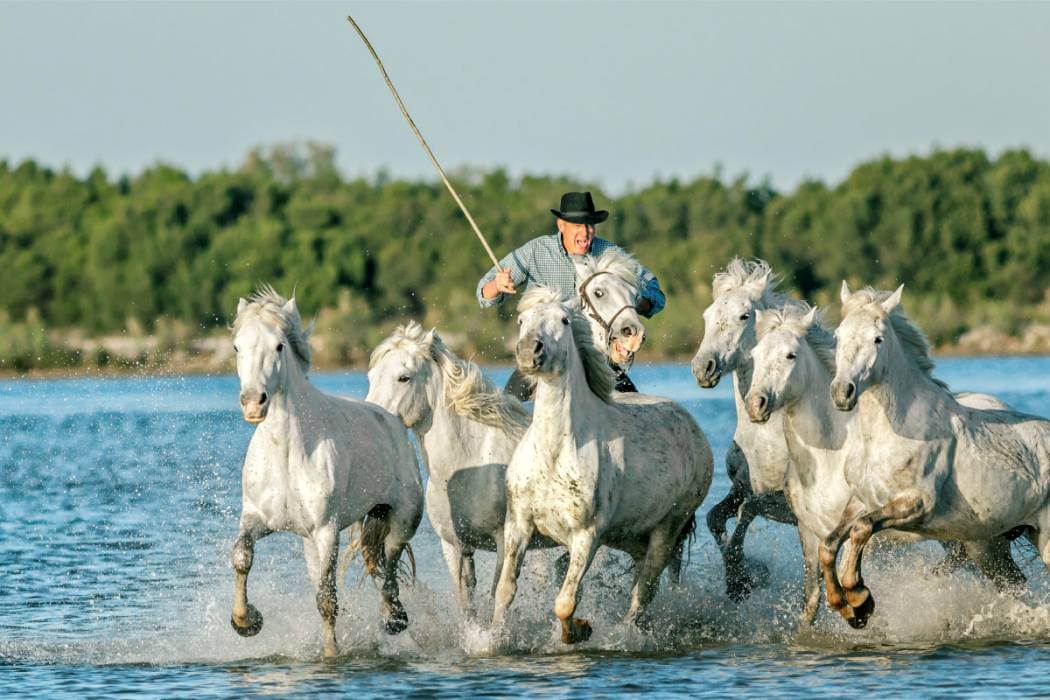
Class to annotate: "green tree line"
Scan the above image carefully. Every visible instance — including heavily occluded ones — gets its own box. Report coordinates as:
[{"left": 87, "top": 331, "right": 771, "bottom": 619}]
[{"left": 1, "top": 144, "right": 1049, "bottom": 371}]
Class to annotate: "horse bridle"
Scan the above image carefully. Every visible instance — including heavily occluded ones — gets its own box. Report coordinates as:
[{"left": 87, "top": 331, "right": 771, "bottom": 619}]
[{"left": 577, "top": 270, "right": 642, "bottom": 367}]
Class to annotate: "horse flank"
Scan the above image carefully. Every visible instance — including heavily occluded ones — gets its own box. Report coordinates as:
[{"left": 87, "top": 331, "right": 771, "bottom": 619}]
[
  {"left": 370, "top": 320, "right": 530, "bottom": 438},
  {"left": 517, "top": 286, "right": 616, "bottom": 401}
]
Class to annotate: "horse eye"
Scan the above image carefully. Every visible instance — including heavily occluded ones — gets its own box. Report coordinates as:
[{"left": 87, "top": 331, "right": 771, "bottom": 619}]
[
  {"left": 233, "top": 345, "right": 239, "bottom": 353},
  {"left": 276, "top": 342, "right": 284, "bottom": 352},
  {"left": 787, "top": 352, "right": 797, "bottom": 360},
  {"left": 874, "top": 337, "right": 883, "bottom": 345},
  {"left": 562, "top": 317, "right": 570, "bottom": 325},
  {"left": 739, "top": 314, "right": 750, "bottom": 321},
  {"left": 594, "top": 289, "right": 604, "bottom": 298},
  {"left": 397, "top": 375, "right": 410, "bottom": 383}
]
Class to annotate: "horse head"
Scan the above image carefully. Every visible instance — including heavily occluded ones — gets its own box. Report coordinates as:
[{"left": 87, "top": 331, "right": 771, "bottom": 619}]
[
  {"left": 692, "top": 258, "right": 781, "bottom": 388},
  {"left": 746, "top": 305, "right": 822, "bottom": 424},
  {"left": 831, "top": 282, "right": 904, "bottom": 411},
  {"left": 366, "top": 321, "right": 438, "bottom": 430},
  {"left": 232, "top": 286, "right": 312, "bottom": 424},
  {"left": 575, "top": 249, "right": 646, "bottom": 366}
]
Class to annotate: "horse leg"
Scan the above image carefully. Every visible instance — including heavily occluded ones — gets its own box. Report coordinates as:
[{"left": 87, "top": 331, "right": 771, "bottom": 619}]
[
  {"left": 555, "top": 530, "right": 601, "bottom": 644},
  {"left": 819, "top": 496, "right": 866, "bottom": 621},
  {"left": 440, "top": 539, "right": 474, "bottom": 618},
  {"left": 963, "top": 537, "right": 1026, "bottom": 594},
  {"left": 489, "top": 527, "right": 505, "bottom": 600},
  {"left": 623, "top": 520, "right": 679, "bottom": 629},
  {"left": 932, "top": 540, "right": 969, "bottom": 577},
  {"left": 378, "top": 510, "right": 417, "bottom": 636},
  {"left": 491, "top": 515, "right": 534, "bottom": 631},
  {"left": 310, "top": 525, "right": 340, "bottom": 658},
  {"left": 230, "top": 516, "right": 269, "bottom": 637},
  {"left": 799, "top": 526, "right": 823, "bottom": 626},
  {"left": 723, "top": 492, "right": 774, "bottom": 601},
  {"left": 706, "top": 479, "right": 748, "bottom": 599},
  {"left": 836, "top": 490, "right": 928, "bottom": 629}
]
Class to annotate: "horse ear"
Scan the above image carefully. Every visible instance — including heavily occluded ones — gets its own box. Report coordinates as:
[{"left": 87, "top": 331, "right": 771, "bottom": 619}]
[
  {"left": 422, "top": 328, "right": 436, "bottom": 348},
  {"left": 282, "top": 297, "right": 299, "bottom": 318},
  {"left": 237, "top": 297, "right": 249, "bottom": 314},
  {"left": 802, "top": 306, "right": 819, "bottom": 327},
  {"left": 745, "top": 272, "right": 770, "bottom": 300},
  {"left": 840, "top": 280, "right": 852, "bottom": 304},
  {"left": 881, "top": 284, "right": 904, "bottom": 313}
]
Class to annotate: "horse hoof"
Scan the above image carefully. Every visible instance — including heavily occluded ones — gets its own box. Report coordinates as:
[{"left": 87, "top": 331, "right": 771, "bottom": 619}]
[
  {"left": 844, "top": 588, "right": 875, "bottom": 629},
  {"left": 561, "top": 618, "right": 593, "bottom": 644},
  {"left": 231, "top": 604, "right": 263, "bottom": 637},
  {"left": 384, "top": 609, "right": 409, "bottom": 635}
]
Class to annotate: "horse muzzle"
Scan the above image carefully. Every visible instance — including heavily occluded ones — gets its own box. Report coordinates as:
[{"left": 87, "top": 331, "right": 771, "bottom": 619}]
[
  {"left": 746, "top": 392, "right": 773, "bottom": 423},
  {"left": 515, "top": 337, "right": 546, "bottom": 373},
  {"left": 240, "top": 391, "right": 269, "bottom": 424},
  {"left": 610, "top": 324, "right": 644, "bottom": 365},
  {"left": 830, "top": 380, "right": 857, "bottom": 412},
  {"left": 691, "top": 353, "right": 722, "bottom": 388}
]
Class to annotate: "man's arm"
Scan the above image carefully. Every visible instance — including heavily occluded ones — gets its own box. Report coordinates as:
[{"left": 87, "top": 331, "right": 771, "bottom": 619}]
[
  {"left": 476, "top": 245, "right": 530, "bottom": 308},
  {"left": 636, "top": 265, "right": 665, "bottom": 318}
]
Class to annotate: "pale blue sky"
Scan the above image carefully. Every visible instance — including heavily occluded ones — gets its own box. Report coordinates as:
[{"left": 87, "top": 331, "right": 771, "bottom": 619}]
[{"left": 2, "top": 1, "right": 1048, "bottom": 192}]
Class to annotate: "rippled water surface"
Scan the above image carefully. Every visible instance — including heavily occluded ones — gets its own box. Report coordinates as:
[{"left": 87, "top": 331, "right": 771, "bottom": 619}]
[{"left": 2, "top": 359, "right": 1049, "bottom": 696}]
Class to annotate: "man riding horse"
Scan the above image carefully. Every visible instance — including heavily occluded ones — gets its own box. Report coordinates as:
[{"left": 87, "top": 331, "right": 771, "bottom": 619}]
[{"left": 476, "top": 191, "right": 665, "bottom": 398}]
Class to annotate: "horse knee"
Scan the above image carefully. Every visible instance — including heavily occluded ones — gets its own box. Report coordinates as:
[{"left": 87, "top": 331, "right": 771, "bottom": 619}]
[
  {"left": 554, "top": 592, "right": 576, "bottom": 621},
  {"left": 818, "top": 543, "right": 837, "bottom": 570},
  {"left": 849, "top": 520, "right": 873, "bottom": 547},
  {"left": 231, "top": 539, "right": 253, "bottom": 574}
]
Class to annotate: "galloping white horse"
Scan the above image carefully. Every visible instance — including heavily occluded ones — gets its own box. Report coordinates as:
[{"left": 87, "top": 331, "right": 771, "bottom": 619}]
[
  {"left": 366, "top": 322, "right": 544, "bottom": 616},
  {"left": 690, "top": 259, "right": 797, "bottom": 599},
  {"left": 492, "top": 287, "right": 713, "bottom": 643},
  {"left": 822, "top": 283, "right": 1050, "bottom": 628},
  {"left": 229, "top": 287, "right": 423, "bottom": 657}
]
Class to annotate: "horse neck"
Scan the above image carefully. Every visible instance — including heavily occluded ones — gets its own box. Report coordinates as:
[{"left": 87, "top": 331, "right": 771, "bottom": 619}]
[
  {"left": 420, "top": 372, "right": 505, "bottom": 475},
  {"left": 262, "top": 358, "right": 320, "bottom": 450},
  {"left": 531, "top": 347, "right": 602, "bottom": 451},
  {"left": 862, "top": 333, "right": 952, "bottom": 430}
]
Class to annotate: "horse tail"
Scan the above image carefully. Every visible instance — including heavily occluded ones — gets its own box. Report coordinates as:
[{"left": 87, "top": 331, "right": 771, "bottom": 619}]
[
  {"left": 671, "top": 512, "right": 697, "bottom": 576},
  {"left": 343, "top": 504, "right": 416, "bottom": 586}
]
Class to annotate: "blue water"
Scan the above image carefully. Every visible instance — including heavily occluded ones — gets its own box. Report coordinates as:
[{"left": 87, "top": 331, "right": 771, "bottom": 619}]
[{"left": 1, "top": 359, "right": 1049, "bottom": 697}]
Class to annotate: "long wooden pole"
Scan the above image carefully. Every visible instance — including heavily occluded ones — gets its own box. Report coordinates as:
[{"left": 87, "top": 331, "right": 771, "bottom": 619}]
[{"left": 346, "top": 15, "right": 502, "bottom": 269}]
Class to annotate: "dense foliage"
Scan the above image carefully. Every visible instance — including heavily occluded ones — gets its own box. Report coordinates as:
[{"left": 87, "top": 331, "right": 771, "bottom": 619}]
[{"left": 1, "top": 145, "right": 1049, "bottom": 371}]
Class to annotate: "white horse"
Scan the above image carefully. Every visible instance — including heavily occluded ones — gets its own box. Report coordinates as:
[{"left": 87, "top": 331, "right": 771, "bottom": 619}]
[
  {"left": 690, "top": 258, "right": 798, "bottom": 599},
  {"left": 822, "top": 283, "right": 1050, "bottom": 628},
  {"left": 491, "top": 287, "right": 713, "bottom": 643},
  {"left": 366, "top": 322, "right": 546, "bottom": 616},
  {"left": 229, "top": 287, "right": 424, "bottom": 657},
  {"left": 743, "top": 303, "right": 1021, "bottom": 624}
]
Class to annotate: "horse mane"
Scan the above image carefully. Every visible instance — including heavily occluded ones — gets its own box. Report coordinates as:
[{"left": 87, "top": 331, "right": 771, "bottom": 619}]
[
  {"left": 842, "top": 287, "right": 948, "bottom": 389},
  {"left": 713, "top": 258, "right": 791, "bottom": 309},
  {"left": 575, "top": 247, "right": 642, "bottom": 290},
  {"left": 756, "top": 302, "right": 837, "bottom": 373},
  {"left": 517, "top": 286, "right": 616, "bottom": 401},
  {"left": 370, "top": 321, "right": 530, "bottom": 438},
  {"left": 232, "top": 285, "right": 313, "bottom": 371}
]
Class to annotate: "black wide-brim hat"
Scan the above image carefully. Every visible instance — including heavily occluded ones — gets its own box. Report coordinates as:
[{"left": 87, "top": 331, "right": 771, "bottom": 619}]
[{"left": 551, "top": 191, "right": 609, "bottom": 224}]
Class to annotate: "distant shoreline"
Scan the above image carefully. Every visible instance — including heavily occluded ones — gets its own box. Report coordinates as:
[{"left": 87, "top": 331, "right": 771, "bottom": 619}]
[{"left": 3, "top": 345, "right": 1048, "bottom": 381}]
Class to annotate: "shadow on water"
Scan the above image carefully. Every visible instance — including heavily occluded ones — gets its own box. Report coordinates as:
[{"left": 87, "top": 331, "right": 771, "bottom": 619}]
[{"left": 1, "top": 362, "right": 1050, "bottom": 695}]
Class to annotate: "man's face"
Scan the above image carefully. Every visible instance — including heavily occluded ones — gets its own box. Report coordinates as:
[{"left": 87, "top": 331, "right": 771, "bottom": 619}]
[{"left": 557, "top": 218, "right": 596, "bottom": 255}]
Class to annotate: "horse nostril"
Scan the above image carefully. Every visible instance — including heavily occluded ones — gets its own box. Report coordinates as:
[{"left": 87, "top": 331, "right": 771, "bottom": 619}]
[
  {"left": 622, "top": 326, "right": 634, "bottom": 337},
  {"left": 240, "top": 394, "right": 249, "bottom": 406},
  {"left": 705, "top": 359, "right": 716, "bottom": 376},
  {"left": 259, "top": 392, "right": 268, "bottom": 405},
  {"left": 757, "top": 395, "right": 767, "bottom": 410},
  {"left": 534, "top": 340, "right": 543, "bottom": 355},
  {"left": 845, "top": 383, "right": 855, "bottom": 400}
]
